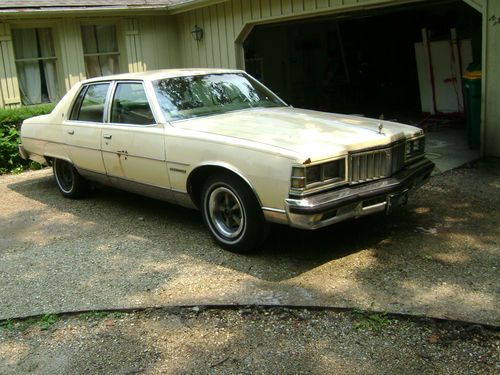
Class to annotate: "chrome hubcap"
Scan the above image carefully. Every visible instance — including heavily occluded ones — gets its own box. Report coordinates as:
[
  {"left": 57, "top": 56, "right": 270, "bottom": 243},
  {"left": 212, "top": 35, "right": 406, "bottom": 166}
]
[{"left": 208, "top": 187, "right": 244, "bottom": 239}]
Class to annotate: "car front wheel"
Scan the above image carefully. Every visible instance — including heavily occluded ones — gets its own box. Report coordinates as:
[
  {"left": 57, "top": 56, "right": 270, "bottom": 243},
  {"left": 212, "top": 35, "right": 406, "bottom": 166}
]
[
  {"left": 201, "top": 174, "right": 268, "bottom": 253},
  {"left": 53, "top": 159, "right": 89, "bottom": 199}
]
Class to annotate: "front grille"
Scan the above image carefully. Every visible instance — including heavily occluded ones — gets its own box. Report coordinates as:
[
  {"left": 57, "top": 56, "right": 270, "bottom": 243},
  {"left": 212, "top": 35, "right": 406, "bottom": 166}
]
[{"left": 349, "top": 142, "right": 406, "bottom": 184}]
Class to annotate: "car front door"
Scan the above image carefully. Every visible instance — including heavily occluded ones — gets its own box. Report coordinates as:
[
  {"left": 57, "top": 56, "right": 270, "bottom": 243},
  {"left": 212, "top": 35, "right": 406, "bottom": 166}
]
[
  {"left": 100, "top": 81, "right": 170, "bottom": 190},
  {"left": 63, "top": 82, "right": 111, "bottom": 174}
]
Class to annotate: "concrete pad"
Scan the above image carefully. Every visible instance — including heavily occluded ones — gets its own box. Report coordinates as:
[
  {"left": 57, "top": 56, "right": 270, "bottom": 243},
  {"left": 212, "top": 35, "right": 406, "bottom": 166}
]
[{"left": 426, "top": 128, "right": 480, "bottom": 174}]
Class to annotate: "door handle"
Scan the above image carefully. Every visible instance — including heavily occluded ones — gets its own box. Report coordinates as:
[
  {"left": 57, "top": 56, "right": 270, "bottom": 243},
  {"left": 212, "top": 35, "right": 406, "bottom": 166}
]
[
  {"left": 67, "top": 130, "right": 74, "bottom": 135},
  {"left": 103, "top": 134, "right": 112, "bottom": 139}
]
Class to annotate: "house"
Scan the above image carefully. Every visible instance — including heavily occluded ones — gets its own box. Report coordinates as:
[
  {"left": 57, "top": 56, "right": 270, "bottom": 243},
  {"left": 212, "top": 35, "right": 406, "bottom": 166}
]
[{"left": 0, "top": 0, "right": 498, "bottom": 157}]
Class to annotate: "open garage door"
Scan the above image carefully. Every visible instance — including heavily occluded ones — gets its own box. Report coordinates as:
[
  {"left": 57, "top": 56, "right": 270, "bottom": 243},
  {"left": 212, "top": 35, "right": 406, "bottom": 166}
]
[{"left": 243, "top": 0, "right": 483, "bottom": 172}]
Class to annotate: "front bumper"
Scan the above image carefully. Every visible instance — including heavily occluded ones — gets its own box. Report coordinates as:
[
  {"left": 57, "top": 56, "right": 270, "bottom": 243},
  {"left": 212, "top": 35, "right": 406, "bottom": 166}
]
[{"left": 284, "top": 158, "right": 434, "bottom": 230}]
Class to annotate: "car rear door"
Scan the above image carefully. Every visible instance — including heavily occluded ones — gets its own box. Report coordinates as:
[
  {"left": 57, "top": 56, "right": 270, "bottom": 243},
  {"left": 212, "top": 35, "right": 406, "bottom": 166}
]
[
  {"left": 63, "top": 82, "right": 111, "bottom": 174},
  {"left": 100, "top": 80, "right": 171, "bottom": 189}
]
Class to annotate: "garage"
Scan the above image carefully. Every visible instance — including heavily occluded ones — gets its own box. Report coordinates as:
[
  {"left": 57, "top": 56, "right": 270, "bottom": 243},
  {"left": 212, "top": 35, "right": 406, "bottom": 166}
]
[{"left": 243, "top": 0, "right": 483, "bottom": 172}]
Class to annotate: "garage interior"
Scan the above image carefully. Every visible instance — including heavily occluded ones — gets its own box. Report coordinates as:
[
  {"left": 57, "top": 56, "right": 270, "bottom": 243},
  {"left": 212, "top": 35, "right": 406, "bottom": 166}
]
[{"left": 243, "top": 0, "right": 483, "bottom": 172}]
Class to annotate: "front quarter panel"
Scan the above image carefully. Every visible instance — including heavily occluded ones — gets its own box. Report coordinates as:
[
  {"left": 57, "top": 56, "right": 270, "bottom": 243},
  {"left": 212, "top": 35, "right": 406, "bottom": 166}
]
[{"left": 165, "top": 127, "right": 296, "bottom": 211}]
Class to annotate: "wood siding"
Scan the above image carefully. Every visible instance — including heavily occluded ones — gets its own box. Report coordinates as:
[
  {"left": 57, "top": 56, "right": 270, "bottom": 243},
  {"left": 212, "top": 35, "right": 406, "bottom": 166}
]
[
  {"left": 138, "top": 16, "right": 181, "bottom": 70},
  {"left": 0, "top": 15, "right": 179, "bottom": 106},
  {"left": 175, "top": 0, "right": 419, "bottom": 69}
]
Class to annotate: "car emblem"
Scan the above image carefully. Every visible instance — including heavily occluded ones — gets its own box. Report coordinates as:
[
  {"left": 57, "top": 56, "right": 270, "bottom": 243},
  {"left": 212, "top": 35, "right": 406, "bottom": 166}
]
[{"left": 378, "top": 123, "right": 384, "bottom": 135}]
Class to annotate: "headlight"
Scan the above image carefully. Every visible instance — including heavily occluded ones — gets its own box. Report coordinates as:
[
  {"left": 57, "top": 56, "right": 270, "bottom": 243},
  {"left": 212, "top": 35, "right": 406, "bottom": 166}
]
[
  {"left": 405, "top": 136, "right": 425, "bottom": 161},
  {"left": 323, "top": 160, "right": 344, "bottom": 180},
  {"left": 306, "top": 165, "right": 321, "bottom": 184},
  {"left": 291, "top": 158, "right": 346, "bottom": 191}
]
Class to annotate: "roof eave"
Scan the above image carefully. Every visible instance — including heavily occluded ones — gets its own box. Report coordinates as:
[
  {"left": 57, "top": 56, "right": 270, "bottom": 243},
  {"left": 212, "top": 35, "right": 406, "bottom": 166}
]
[
  {"left": 167, "top": 0, "right": 229, "bottom": 14},
  {"left": 0, "top": 0, "right": 225, "bottom": 18},
  {"left": 0, "top": 5, "right": 171, "bottom": 18}
]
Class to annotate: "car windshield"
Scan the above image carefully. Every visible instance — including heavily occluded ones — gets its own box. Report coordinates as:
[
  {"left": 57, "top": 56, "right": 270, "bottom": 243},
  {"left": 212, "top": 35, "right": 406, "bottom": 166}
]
[{"left": 153, "top": 73, "right": 285, "bottom": 121}]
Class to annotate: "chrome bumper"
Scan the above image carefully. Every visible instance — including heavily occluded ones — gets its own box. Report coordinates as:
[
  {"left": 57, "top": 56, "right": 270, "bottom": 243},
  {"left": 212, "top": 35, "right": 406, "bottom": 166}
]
[
  {"left": 283, "top": 158, "right": 434, "bottom": 230},
  {"left": 18, "top": 144, "right": 29, "bottom": 160}
]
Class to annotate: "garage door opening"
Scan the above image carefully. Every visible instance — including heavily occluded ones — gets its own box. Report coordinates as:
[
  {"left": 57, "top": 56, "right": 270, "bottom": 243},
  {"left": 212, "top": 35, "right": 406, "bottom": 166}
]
[{"left": 243, "top": 0, "right": 483, "bottom": 172}]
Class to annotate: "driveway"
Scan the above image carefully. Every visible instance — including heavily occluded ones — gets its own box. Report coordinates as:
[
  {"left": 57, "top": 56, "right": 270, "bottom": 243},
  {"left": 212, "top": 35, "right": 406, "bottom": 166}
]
[{"left": 0, "top": 160, "right": 498, "bottom": 325}]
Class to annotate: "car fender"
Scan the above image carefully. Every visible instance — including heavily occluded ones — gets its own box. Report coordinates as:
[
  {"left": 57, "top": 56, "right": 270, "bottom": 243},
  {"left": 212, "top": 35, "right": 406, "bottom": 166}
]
[
  {"left": 187, "top": 161, "right": 263, "bottom": 207},
  {"left": 43, "top": 151, "right": 73, "bottom": 165}
]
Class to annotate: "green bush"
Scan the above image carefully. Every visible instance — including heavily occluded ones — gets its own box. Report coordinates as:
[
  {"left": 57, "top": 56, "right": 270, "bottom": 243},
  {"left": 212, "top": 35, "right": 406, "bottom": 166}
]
[{"left": 0, "top": 103, "right": 55, "bottom": 174}]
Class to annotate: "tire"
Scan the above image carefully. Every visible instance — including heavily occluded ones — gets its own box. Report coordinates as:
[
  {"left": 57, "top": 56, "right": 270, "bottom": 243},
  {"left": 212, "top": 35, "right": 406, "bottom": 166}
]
[
  {"left": 201, "top": 173, "right": 269, "bottom": 253},
  {"left": 53, "top": 159, "right": 89, "bottom": 199}
]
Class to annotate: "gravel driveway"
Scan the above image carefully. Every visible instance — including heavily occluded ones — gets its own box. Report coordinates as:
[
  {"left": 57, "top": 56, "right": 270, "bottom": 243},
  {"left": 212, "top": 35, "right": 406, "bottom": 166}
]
[{"left": 0, "top": 159, "right": 499, "bottom": 325}]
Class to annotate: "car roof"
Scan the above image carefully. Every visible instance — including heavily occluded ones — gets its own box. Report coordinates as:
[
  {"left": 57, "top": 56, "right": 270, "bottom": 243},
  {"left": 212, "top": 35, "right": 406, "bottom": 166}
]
[{"left": 81, "top": 68, "right": 244, "bottom": 84}]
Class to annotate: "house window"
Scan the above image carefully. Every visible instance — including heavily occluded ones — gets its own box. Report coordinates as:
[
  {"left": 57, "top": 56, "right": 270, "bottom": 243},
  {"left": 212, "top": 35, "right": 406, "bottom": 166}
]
[
  {"left": 12, "top": 28, "right": 59, "bottom": 105},
  {"left": 81, "top": 24, "right": 120, "bottom": 78}
]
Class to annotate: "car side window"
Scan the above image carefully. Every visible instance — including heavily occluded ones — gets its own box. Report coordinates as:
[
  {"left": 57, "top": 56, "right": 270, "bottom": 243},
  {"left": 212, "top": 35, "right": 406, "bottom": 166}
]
[
  {"left": 110, "top": 82, "right": 155, "bottom": 125},
  {"left": 69, "top": 83, "right": 110, "bottom": 122}
]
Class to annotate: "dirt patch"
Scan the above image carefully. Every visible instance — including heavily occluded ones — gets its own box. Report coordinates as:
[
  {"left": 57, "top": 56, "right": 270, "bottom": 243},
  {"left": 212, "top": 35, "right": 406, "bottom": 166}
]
[{"left": 1, "top": 307, "right": 498, "bottom": 374}]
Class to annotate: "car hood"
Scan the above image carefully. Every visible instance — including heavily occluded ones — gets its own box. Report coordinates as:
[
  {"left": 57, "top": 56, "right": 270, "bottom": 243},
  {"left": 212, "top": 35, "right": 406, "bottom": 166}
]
[{"left": 174, "top": 107, "right": 422, "bottom": 162}]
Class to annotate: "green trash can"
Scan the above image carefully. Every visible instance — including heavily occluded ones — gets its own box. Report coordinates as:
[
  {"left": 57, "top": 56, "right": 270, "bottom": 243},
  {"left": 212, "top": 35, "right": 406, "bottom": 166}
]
[{"left": 462, "top": 71, "right": 481, "bottom": 150}]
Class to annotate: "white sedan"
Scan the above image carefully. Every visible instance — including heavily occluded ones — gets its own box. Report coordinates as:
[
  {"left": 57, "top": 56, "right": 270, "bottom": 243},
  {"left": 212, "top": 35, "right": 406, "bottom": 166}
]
[{"left": 19, "top": 69, "right": 434, "bottom": 253}]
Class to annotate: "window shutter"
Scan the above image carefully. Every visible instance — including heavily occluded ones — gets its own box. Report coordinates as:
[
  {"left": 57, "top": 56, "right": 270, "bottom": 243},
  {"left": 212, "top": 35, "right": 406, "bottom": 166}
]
[
  {"left": 124, "top": 19, "right": 145, "bottom": 73},
  {"left": 0, "top": 23, "right": 21, "bottom": 107}
]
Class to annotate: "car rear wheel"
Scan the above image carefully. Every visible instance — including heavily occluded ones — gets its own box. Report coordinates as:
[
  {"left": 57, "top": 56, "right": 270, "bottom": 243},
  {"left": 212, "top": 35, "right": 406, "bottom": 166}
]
[
  {"left": 201, "top": 174, "right": 268, "bottom": 253},
  {"left": 53, "top": 159, "right": 89, "bottom": 199}
]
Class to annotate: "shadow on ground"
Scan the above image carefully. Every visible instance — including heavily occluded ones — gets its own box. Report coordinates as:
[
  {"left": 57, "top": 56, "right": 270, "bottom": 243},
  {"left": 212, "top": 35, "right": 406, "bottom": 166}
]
[
  {"left": 3, "top": 171, "right": 388, "bottom": 280},
  {"left": 1, "top": 159, "right": 499, "bottom": 325}
]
